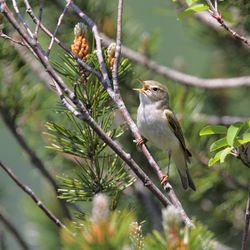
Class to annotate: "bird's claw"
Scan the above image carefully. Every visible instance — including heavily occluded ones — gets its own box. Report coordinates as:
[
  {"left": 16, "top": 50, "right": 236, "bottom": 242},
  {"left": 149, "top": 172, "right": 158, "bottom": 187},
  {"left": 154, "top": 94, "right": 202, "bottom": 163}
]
[
  {"left": 160, "top": 175, "right": 172, "bottom": 191},
  {"left": 160, "top": 175, "right": 169, "bottom": 185},
  {"left": 136, "top": 137, "right": 147, "bottom": 146}
]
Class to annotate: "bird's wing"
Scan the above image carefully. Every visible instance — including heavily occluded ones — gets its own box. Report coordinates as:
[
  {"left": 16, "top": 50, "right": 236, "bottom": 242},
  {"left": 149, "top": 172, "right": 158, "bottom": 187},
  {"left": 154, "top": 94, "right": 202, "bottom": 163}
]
[{"left": 165, "top": 109, "right": 192, "bottom": 161}]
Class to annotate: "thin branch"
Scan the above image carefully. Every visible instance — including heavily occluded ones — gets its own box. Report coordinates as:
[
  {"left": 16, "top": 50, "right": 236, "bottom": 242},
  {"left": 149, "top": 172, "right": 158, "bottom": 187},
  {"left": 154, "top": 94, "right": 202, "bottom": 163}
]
[
  {"left": 11, "top": 0, "right": 34, "bottom": 38},
  {"left": 205, "top": 0, "right": 250, "bottom": 46},
  {"left": 101, "top": 33, "right": 250, "bottom": 89},
  {"left": 46, "top": 1, "right": 70, "bottom": 57},
  {"left": 0, "top": 161, "right": 66, "bottom": 229},
  {"left": 241, "top": 188, "right": 250, "bottom": 250},
  {"left": 0, "top": 33, "right": 26, "bottom": 46},
  {"left": 0, "top": 207, "right": 30, "bottom": 250},
  {"left": 112, "top": 0, "right": 123, "bottom": 95},
  {"left": 194, "top": 11, "right": 250, "bottom": 49},
  {"left": 33, "top": 0, "right": 43, "bottom": 40}
]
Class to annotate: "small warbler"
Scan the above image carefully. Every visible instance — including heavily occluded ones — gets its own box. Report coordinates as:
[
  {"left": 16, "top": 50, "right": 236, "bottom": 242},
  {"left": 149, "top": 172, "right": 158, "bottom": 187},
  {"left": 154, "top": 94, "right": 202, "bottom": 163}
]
[{"left": 134, "top": 80, "right": 196, "bottom": 191}]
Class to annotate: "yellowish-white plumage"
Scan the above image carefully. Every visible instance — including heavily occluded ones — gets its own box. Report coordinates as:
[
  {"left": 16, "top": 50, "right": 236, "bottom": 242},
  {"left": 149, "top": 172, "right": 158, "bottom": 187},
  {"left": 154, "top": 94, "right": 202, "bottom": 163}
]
[{"left": 135, "top": 80, "right": 196, "bottom": 190}]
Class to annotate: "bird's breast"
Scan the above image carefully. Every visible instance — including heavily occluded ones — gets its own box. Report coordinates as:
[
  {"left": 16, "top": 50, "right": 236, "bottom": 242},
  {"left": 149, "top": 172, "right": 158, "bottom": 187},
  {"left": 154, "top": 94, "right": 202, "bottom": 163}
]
[{"left": 137, "top": 105, "right": 179, "bottom": 150}]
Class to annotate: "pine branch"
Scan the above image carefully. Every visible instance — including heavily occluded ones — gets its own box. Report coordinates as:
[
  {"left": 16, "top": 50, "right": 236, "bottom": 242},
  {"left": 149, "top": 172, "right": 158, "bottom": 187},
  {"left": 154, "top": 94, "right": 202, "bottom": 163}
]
[{"left": 0, "top": 161, "right": 66, "bottom": 229}]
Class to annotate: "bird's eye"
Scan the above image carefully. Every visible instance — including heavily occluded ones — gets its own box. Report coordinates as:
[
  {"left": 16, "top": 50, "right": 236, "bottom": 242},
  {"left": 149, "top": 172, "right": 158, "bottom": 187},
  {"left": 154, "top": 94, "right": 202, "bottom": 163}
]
[{"left": 152, "top": 87, "right": 158, "bottom": 92}]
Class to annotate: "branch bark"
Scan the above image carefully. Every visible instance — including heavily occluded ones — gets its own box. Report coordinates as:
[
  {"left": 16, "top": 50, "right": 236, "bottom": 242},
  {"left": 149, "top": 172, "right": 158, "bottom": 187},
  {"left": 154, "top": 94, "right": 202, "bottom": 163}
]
[{"left": 101, "top": 34, "right": 250, "bottom": 89}]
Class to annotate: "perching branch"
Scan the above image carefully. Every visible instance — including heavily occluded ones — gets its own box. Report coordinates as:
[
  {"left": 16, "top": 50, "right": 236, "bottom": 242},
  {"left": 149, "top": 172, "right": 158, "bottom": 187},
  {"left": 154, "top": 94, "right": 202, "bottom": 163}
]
[
  {"left": 241, "top": 188, "right": 250, "bottom": 250},
  {"left": 0, "top": 207, "right": 30, "bottom": 250},
  {"left": 0, "top": 161, "right": 66, "bottom": 229}
]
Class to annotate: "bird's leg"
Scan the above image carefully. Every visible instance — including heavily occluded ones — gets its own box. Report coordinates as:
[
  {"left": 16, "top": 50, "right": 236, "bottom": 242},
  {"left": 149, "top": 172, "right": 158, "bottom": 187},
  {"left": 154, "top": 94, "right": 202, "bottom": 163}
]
[
  {"left": 166, "top": 150, "right": 171, "bottom": 176},
  {"left": 133, "top": 136, "right": 147, "bottom": 152},
  {"left": 160, "top": 150, "right": 171, "bottom": 186}
]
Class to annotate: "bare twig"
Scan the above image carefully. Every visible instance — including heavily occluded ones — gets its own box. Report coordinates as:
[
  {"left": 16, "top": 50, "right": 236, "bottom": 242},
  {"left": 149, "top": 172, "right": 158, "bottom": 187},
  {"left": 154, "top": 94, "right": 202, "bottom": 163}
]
[
  {"left": 0, "top": 33, "right": 26, "bottom": 46},
  {"left": 101, "top": 34, "right": 250, "bottom": 88},
  {"left": 33, "top": 0, "right": 43, "bottom": 40},
  {"left": 11, "top": 0, "right": 34, "bottom": 38},
  {"left": 46, "top": 1, "right": 70, "bottom": 57},
  {"left": 0, "top": 161, "right": 66, "bottom": 229},
  {"left": 241, "top": 188, "right": 250, "bottom": 250},
  {"left": 0, "top": 207, "right": 30, "bottom": 250},
  {"left": 112, "top": 0, "right": 123, "bottom": 95}
]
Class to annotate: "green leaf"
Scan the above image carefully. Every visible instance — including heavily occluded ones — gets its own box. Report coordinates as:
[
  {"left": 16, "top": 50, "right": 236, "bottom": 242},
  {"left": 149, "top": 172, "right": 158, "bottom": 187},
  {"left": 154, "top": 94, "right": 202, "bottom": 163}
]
[
  {"left": 210, "top": 137, "right": 228, "bottom": 152},
  {"left": 238, "top": 133, "right": 250, "bottom": 145},
  {"left": 208, "top": 150, "right": 224, "bottom": 167},
  {"left": 226, "top": 122, "right": 244, "bottom": 146},
  {"left": 200, "top": 125, "right": 227, "bottom": 136},
  {"left": 179, "top": 4, "right": 209, "bottom": 19},
  {"left": 220, "top": 147, "right": 233, "bottom": 163}
]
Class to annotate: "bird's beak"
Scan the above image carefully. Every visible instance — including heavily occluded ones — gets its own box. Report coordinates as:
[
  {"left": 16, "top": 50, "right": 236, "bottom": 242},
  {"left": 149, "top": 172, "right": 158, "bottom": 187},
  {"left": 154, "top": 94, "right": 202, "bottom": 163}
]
[{"left": 133, "top": 79, "right": 148, "bottom": 93}]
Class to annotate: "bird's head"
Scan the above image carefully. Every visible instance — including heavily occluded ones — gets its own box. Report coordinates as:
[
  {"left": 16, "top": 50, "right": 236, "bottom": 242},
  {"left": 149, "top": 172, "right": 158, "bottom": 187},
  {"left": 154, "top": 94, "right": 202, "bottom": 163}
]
[{"left": 134, "top": 80, "right": 169, "bottom": 106}]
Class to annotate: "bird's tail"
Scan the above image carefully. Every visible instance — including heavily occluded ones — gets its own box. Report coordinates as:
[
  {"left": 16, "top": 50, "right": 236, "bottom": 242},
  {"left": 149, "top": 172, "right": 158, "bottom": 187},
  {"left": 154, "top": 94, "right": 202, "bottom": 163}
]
[{"left": 173, "top": 151, "right": 196, "bottom": 191}]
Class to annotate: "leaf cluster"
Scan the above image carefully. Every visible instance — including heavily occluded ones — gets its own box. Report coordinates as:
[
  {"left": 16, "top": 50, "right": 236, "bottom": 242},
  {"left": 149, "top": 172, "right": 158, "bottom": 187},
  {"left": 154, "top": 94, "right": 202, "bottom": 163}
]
[{"left": 200, "top": 119, "right": 250, "bottom": 166}]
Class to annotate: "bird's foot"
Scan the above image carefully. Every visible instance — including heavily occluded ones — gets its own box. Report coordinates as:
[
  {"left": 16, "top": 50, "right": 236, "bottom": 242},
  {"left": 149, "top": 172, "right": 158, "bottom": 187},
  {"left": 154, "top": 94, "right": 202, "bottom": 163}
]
[
  {"left": 136, "top": 136, "right": 147, "bottom": 146},
  {"left": 160, "top": 175, "right": 172, "bottom": 192},
  {"left": 133, "top": 137, "right": 147, "bottom": 151},
  {"left": 160, "top": 175, "right": 169, "bottom": 185}
]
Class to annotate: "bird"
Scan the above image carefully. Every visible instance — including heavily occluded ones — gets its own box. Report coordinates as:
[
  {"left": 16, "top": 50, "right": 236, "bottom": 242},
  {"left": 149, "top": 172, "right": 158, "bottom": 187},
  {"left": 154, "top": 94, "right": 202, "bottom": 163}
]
[{"left": 134, "top": 80, "right": 196, "bottom": 191}]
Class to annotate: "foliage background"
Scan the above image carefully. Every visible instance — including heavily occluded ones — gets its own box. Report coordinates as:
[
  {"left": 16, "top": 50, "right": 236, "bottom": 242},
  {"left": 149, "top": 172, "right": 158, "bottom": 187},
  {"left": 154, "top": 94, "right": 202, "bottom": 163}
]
[{"left": 0, "top": 0, "right": 249, "bottom": 249}]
